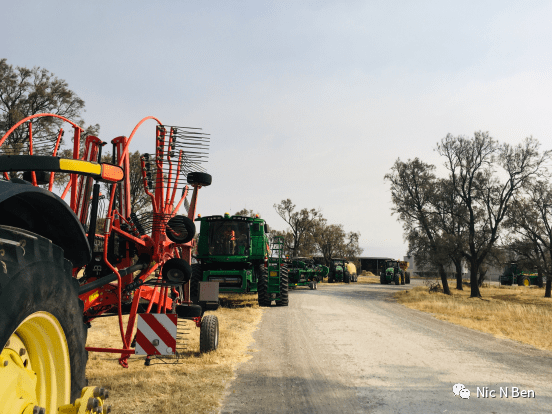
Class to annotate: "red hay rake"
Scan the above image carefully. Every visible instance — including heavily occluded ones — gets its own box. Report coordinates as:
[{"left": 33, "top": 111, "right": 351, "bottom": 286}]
[{"left": 0, "top": 113, "right": 216, "bottom": 368}]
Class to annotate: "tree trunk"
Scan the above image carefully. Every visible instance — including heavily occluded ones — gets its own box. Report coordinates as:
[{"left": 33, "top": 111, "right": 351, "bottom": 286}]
[
  {"left": 438, "top": 264, "right": 451, "bottom": 295},
  {"left": 470, "top": 260, "right": 481, "bottom": 298},
  {"left": 545, "top": 275, "right": 552, "bottom": 298},
  {"left": 455, "top": 261, "right": 463, "bottom": 290},
  {"left": 477, "top": 265, "right": 487, "bottom": 287}
]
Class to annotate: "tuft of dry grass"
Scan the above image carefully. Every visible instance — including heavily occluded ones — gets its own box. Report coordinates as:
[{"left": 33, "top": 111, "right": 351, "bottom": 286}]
[
  {"left": 395, "top": 283, "right": 552, "bottom": 351},
  {"left": 85, "top": 293, "right": 263, "bottom": 413}
]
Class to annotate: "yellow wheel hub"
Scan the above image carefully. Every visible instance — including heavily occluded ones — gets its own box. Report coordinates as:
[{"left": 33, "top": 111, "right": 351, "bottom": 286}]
[
  {"left": 0, "top": 311, "right": 71, "bottom": 414},
  {"left": 523, "top": 278, "right": 530, "bottom": 286}
]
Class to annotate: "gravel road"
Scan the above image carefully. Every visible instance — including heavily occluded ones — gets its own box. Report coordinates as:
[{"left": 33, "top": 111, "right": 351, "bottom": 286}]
[{"left": 220, "top": 280, "right": 552, "bottom": 414}]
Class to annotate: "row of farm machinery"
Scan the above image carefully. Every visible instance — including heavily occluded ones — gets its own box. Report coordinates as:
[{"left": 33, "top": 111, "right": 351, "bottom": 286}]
[{"left": 0, "top": 113, "right": 221, "bottom": 413}]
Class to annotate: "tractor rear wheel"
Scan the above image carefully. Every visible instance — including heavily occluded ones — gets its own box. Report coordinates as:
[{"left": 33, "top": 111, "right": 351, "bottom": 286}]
[
  {"left": 0, "top": 225, "right": 88, "bottom": 412},
  {"left": 257, "top": 264, "right": 271, "bottom": 306},
  {"left": 401, "top": 272, "right": 405, "bottom": 285},
  {"left": 199, "top": 315, "right": 219, "bottom": 353},
  {"left": 394, "top": 274, "right": 400, "bottom": 285},
  {"left": 344, "top": 273, "right": 350, "bottom": 284},
  {"left": 380, "top": 274, "right": 385, "bottom": 284},
  {"left": 276, "top": 264, "right": 289, "bottom": 306},
  {"left": 405, "top": 271, "right": 411, "bottom": 284}
]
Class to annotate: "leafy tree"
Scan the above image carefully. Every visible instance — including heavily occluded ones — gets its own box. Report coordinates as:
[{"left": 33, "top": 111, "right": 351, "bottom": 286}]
[
  {"left": 311, "top": 220, "right": 346, "bottom": 265},
  {"left": 437, "top": 133, "right": 550, "bottom": 297},
  {"left": 234, "top": 208, "right": 259, "bottom": 218},
  {"left": 386, "top": 158, "right": 452, "bottom": 294},
  {"left": 273, "top": 199, "right": 322, "bottom": 257},
  {"left": 0, "top": 59, "right": 98, "bottom": 157},
  {"left": 100, "top": 151, "right": 151, "bottom": 214}
]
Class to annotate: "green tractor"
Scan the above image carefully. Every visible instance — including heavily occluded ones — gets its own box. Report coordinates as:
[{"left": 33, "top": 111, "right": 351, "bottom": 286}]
[
  {"left": 191, "top": 213, "right": 289, "bottom": 306},
  {"left": 287, "top": 257, "right": 329, "bottom": 290},
  {"left": 499, "top": 263, "right": 543, "bottom": 287},
  {"left": 328, "top": 258, "right": 352, "bottom": 283},
  {"left": 380, "top": 259, "right": 410, "bottom": 285}
]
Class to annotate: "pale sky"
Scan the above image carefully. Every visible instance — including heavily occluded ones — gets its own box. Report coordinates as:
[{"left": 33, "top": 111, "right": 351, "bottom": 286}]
[{"left": 2, "top": 0, "right": 551, "bottom": 258}]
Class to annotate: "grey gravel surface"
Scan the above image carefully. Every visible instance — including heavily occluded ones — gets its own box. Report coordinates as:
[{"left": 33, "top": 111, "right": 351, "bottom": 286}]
[{"left": 220, "top": 280, "right": 552, "bottom": 414}]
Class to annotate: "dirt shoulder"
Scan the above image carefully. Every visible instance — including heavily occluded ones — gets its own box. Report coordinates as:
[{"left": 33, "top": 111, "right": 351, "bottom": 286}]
[
  {"left": 395, "top": 282, "right": 552, "bottom": 350},
  {"left": 85, "top": 293, "right": 263, "bottom": 413}
]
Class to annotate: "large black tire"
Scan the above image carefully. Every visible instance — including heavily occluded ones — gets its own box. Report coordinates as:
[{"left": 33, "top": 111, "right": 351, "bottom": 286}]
[
  {"left": 394, "top": 274, "right": 400, "bottom": 285},
  {"left": 162, "top": 257, "right": 192, "bottom": 283},
  {"left": 405, "top": 271, "right": 411, "bottom": 284},
  {"left": 380, "top": 274, "right": 385, "bottom": 284},
  {"left": 199, "top": 315, "right": 219, "bottom": 353},
  {"left": 0, "top": 225, "right": 88, "bottom": 404},
  {"left": 166, "top": 215, "right": 196, "bottom": 244},
  {"left": 190, "top": 263, "right": 202, "bottom": 303},
  {"left": 276, "top": 263, "right": 289, "bottom": 306},
  {"left": 401, "top": 272, "right": 405, "bottom": 285},
  {"left": 187, "top": 172, "right": 212, "bottom": 187},
  {"left": 344, "top": 272, "right": 350, "bottom": 284},
  {"left": 257, "top": 264, "right": 271, "bottom": 306}
]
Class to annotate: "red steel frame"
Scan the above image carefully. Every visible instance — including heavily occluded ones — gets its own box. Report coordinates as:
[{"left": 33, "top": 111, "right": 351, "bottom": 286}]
[{"left": 1, "top": 114, "right": 208, "bottom": 368}]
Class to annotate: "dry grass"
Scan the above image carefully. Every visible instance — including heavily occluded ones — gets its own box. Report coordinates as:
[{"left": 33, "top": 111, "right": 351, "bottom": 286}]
[
  {"left": 395, "top": 282, "right": 552, "bottom": 351},
  {"left": 85, "top": 293, "right": 263, "bottom": 413}
]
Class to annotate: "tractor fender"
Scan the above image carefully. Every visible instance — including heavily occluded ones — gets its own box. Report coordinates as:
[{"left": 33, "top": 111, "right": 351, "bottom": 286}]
[{"left": 0, "top": 180, "right": 91, "bottom": 267}]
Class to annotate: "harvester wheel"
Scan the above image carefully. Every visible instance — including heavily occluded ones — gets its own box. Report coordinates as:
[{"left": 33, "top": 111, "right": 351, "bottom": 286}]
[
  {"left": 199, "top": 315, "right": 219, "bottom": 353},
  {"left": 257, "top": 264, "right": 271, "bottom": 306},
  {"left": 190, "top": 263, "right": 202, "bottom": 303},
  {"left": 0, "top": 225, "right": 88, "bottom": 412},
  {"left": 276, "top": 264, "right": 289, "bottom": 306},
  {"left": 394, "top": 274, "right": 400, "bottom": 285},
  {"left": 518, "top": 276, "right": 531, "bottom": 287},
  {"left": 405, "top": 271, "right": 411, "bottom": 284}
]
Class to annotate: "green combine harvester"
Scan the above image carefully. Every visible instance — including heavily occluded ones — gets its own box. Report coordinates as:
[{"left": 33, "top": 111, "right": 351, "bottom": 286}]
[
  {"left": 287, "top": 257, "right": 329, "bottom": 290},
  {"left": 380, "top": 259, "right": 410, "bottom": 285},
  {"left": 191, "top": 213, "right": 289, "bottom": 306},
  {"left": 499, "top": 263, "right": 543, "bottom": 287}
]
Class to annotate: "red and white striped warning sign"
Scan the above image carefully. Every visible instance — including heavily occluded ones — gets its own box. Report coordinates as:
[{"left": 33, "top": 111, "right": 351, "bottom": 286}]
[{"left": 135, "top": 313, "right": 178, "bottom": 356}]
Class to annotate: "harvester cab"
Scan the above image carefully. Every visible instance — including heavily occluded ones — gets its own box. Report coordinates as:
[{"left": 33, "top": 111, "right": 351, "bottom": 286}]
[{"left": 192, "top": 213, "right": 289, "bottom": 306}]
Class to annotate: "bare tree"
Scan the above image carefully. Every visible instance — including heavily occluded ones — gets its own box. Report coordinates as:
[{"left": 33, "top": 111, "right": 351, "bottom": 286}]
[
  {"left": 437, "top": 132, "right": 551, "bottom": 297},
  {"left": 505, "top": 177, "right": 552, "bottom": 297}
]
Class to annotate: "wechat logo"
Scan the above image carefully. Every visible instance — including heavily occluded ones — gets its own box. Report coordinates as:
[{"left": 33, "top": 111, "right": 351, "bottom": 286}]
[{"left": 453, "top": 383, "right": 470, "bottom": 399}]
